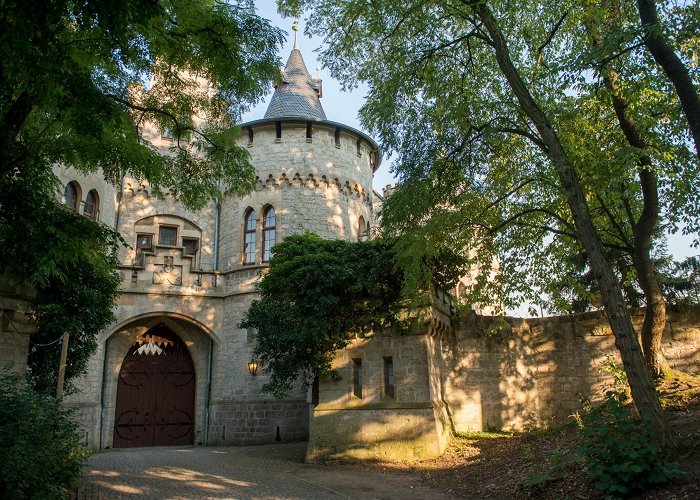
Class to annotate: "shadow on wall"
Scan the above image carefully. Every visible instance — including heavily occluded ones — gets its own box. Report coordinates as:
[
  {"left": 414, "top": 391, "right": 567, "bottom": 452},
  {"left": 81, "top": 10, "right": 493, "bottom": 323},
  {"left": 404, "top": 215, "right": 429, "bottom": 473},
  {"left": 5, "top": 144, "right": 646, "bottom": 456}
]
[
  {"left": 307, "top": 405, "right": 444, "bottom": 462},
  {"left": 441, "top": 306, "right": 700, "bottom": 433}
]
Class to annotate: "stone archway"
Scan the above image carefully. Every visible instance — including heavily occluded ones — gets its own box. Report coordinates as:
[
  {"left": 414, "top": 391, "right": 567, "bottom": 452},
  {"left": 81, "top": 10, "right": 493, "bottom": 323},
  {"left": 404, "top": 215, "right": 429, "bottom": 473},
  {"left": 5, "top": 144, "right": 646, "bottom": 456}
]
[{"left": 112, "top": 324, "right": 196, "bottom": 448}]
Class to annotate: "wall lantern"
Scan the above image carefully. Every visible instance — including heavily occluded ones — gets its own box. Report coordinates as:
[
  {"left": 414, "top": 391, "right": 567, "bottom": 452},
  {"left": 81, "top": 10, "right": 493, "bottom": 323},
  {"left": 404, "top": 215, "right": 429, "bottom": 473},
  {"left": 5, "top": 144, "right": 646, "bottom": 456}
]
[{"left": 247, "top": 360, "right": 259, "bottom": 376}]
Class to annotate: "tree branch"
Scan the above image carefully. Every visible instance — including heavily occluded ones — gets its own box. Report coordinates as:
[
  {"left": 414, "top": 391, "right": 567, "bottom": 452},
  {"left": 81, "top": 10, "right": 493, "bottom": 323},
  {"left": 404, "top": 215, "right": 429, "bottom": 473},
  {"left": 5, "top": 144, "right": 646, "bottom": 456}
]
[{"left": 535, "top": 12, "right": 568, "bottom": 68}]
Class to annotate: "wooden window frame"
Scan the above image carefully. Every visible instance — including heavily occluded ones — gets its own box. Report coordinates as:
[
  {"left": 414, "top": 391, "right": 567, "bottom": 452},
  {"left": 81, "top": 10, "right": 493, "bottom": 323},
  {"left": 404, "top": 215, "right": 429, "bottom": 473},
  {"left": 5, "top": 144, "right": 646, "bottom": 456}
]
[
  {"left": 136, "top": 234, "right": 153, "bottom": 266},
  {"left": 243, "top": 209, "right": 256, "bottom": 264},
  {"left": 262, "top": 206, "right": 276, "bottom": 262}
]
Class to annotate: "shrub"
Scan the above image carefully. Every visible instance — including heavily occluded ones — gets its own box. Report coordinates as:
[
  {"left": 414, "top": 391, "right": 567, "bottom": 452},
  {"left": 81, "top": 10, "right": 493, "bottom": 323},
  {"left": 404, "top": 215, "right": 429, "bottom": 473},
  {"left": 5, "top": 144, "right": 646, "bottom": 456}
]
[
  {"left": 574, "top": 391, "right": 682, "bottom": 497},
  {"left": 0, "top": 374, "right": 89, "bottom": 499}
]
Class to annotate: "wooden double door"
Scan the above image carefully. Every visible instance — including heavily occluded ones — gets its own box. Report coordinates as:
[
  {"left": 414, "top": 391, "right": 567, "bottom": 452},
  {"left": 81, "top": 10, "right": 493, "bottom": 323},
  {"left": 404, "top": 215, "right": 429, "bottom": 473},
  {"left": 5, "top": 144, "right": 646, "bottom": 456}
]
[{"left": 113, "top": 325, "right": 196, "bottom": 448}]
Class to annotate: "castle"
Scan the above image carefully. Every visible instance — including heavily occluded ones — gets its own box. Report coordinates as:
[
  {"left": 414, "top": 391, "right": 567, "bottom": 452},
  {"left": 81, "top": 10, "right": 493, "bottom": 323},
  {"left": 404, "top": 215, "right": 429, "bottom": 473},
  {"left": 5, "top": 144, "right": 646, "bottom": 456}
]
[{"left": 3, "top": 25, "right": 698, "bottom": 462}]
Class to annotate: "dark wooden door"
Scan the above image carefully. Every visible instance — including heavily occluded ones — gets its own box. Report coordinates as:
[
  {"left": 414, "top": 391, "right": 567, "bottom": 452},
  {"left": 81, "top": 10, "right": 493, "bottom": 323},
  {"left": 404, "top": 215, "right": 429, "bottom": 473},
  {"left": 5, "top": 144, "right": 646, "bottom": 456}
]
[{"left": 113, "top": 325, "right": 195, "bottom": 448}]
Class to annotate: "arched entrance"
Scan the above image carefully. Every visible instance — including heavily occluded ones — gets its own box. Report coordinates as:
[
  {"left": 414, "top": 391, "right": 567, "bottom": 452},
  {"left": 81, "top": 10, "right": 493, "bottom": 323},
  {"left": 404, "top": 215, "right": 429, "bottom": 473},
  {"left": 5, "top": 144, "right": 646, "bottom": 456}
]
[{"left": 113, "top": 324, "right": 196, "bottom": 448}]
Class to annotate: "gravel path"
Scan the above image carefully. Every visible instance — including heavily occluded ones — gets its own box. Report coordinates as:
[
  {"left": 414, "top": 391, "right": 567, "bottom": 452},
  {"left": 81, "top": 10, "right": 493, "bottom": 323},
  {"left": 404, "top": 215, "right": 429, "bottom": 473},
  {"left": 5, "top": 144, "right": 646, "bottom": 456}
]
[{"left": 73, "top": 442, "right": 447, "bottom": 500}]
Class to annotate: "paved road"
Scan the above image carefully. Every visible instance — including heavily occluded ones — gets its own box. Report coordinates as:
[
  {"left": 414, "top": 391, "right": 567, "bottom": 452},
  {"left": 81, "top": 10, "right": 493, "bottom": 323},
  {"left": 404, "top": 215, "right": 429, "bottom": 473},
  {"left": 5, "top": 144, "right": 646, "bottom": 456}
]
[{"left": 74, "top": 442, "right": 447, "bottom": 500}]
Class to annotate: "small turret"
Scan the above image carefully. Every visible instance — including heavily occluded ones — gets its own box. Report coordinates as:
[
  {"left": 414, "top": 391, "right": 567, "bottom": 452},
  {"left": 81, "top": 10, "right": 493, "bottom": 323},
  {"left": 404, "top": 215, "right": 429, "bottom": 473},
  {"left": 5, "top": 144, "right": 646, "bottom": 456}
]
[{"left": 264, "top": 22, "right": 325, "bottom": 120}]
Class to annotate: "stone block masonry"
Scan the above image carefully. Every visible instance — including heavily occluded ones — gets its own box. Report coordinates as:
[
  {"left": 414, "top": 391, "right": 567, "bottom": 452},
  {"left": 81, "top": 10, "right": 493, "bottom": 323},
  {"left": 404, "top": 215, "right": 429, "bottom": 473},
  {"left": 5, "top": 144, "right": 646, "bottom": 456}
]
[
  {"left": 208, "top": 400, "right": 309, "bottom": 445},
  {"left": 444, "top": 307, "right": 700, "bottom": 434},
  {"left": 307, "top": 305, "right": 700, "bottom": 462}
]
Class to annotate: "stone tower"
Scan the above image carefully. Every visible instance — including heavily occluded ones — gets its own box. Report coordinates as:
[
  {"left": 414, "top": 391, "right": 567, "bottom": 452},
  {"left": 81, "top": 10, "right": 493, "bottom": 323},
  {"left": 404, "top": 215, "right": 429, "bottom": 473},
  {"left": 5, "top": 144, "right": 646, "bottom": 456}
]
[{"left": 59, "top": 24, "right": 381, "bottom": 451}]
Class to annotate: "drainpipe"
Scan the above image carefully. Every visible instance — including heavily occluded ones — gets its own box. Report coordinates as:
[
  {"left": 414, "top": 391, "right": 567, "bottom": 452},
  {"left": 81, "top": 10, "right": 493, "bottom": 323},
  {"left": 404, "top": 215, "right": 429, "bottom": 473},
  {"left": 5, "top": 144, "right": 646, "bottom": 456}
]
[
  {"left": 212, "top": 182, "right": 221, "bottom": 286},
  {"left": 204, "top": 336, "right": 214, "bottom": 445},
  {"left": 205, "top": 181, "right": 220, "bottom": 444}
]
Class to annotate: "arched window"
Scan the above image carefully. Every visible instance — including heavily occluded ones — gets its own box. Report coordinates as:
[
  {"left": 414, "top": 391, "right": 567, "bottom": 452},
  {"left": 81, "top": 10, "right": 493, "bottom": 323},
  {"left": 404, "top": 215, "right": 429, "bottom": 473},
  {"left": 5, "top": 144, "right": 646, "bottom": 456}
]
[
  {"left": 63, "top": 181, "right": 80, "bottom": 211},
  {"left": 244, "top": 209, "right": 256, "bottom": 264},
  {"left": 84, "top": 190, "right": 99, "bottom": 220},
  {"left": 262, "top": 206, "right": 276, "bottom": 262},
  {"left": 358, "top": 216, "right": 368, "bottom": 242}
]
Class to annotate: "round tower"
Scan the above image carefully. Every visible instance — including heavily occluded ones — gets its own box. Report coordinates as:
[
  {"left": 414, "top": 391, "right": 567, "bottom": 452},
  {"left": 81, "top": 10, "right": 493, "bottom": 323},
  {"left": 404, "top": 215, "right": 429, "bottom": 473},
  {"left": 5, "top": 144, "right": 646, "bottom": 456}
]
[{"left": 219, "top": 23, "right": 381, "bottom": 272}]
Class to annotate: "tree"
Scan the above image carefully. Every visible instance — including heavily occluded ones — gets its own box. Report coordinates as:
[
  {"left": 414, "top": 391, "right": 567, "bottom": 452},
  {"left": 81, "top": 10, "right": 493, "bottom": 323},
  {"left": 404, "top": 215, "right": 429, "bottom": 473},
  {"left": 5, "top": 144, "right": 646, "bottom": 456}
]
[
  {"left": 280, "top": 0, "right": 685, "bottom": 447},
  {"left": 241, "top": 233, "right": 404, "bottom": 398},
  {"left": 635, "top": 0, "right": 700, "bottom": 159},
  {"left": 0, "top": 159, "right": 123, "bottom": 392},
  {"left": 0, "top": 0, "right": 284, "bottom": 388},
  {"left": 658, "top": 255, "right": 700, "bottom": 306},
  {"left": 571, "top": 0, "right": 692, "bottom": 378},
  {"left": 1, "top": 0, "right": 284, "bottom": 208}
]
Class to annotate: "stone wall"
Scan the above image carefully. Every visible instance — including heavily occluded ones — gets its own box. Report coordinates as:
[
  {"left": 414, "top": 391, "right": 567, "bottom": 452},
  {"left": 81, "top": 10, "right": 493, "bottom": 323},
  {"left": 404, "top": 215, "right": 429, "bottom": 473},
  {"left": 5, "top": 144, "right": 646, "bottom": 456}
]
[
  {"left": 54, "top": 166, "right": 117, "bottom": 228},
  {"left": 219, "top": 123, "right": 375, "bottom": 272},
  {"left": 309, "top": 305, "right": 700, "bottom": 462},
  {"left": 308, "top": 331, "right": 450, "bottom": 462},
  {"left": 442, "top": 307, "right": 700, "bottom": 433},
  {"left": 0, "top": 279, "right": 37, "bottom": 375},
  {"left": 208, "top": 400, "right": 308, "bottom": 446}
]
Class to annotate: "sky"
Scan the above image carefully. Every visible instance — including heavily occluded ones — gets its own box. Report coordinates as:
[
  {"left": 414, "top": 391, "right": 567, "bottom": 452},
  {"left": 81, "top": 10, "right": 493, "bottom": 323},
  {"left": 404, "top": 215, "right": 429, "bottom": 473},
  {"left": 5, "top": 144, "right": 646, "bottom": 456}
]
[{"left": 243, "top": 1, "right": 698, "bottom": 266}]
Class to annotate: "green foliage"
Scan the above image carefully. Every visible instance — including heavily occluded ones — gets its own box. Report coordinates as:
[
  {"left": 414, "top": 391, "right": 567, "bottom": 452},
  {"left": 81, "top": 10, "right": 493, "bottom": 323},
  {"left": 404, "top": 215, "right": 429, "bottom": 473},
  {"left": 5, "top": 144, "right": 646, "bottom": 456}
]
[
  {"left": 518, "top": 446, "right": 582, "bottom": 493},
  {"left": 280, "top": 0, "right": 699, "bottom": 315},
  {"left": 1, "top": 0, "right": 284, "bottom": 208},
  {"left": 658, "top": 255, "right": 700, "bottom": 306},
  {"left": 0, "top": 164, "right": 122, "bottom": 392},
  {"left": 599, "top": 354, "right": 630, "bottom": 397},
  {"left": 241, "top": 233, "right": 404, "bottom": 398},
  {"left": 574, "top": 392, "right": 683, "bottom": 496},
  {"left": 0, "top": 374, "right": 89, "bottom": 499}
]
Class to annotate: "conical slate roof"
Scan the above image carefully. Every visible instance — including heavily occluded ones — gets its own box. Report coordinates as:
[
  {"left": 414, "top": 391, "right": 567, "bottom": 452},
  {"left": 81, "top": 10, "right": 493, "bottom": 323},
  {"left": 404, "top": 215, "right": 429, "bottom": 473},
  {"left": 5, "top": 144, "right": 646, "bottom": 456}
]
[{"left": 264, "top": 48, "right": 326, "bottom": 120}]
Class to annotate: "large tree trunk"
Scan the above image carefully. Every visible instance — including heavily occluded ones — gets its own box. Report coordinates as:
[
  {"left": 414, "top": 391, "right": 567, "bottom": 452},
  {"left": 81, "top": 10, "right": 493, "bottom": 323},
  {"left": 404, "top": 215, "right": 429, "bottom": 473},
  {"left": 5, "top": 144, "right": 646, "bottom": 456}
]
[
  {"left": 636, "top": 0, "right": 700, "bottom": 159},
  {"left": 473, "top": 2, "right": 676, "bottom": 448},
  {"left": 603, "top": 68, "right": 669, "bottom": 379}
]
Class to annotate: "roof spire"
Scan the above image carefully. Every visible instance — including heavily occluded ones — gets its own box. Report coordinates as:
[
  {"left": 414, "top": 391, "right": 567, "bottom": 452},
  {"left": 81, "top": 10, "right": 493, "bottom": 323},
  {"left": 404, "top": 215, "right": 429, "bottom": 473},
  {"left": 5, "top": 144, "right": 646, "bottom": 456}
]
[
  {"left": 292, "top": 20, "right": 300, "bottom": 49},
  {"left": 264, "top": 27, "right": 326, "bottom": 120}
]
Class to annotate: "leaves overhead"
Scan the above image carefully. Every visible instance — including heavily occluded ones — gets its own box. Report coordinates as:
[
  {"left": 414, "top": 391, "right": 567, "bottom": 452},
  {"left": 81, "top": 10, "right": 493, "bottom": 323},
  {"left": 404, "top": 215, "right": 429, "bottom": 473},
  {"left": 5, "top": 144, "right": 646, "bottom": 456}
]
[
  {"left": 280, "top": 0, "right": 700, "bottom": 313},
  {"left": 1, "top": 0, "right": 285, "bottom": 208}
]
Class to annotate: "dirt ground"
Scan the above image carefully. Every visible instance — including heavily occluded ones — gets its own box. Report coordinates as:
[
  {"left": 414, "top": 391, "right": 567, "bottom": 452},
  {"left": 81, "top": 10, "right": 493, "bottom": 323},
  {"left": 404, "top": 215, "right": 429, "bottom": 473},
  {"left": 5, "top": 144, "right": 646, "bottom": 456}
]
[{"left": 310, "top": 373, "right": 700, "bottom": 499}]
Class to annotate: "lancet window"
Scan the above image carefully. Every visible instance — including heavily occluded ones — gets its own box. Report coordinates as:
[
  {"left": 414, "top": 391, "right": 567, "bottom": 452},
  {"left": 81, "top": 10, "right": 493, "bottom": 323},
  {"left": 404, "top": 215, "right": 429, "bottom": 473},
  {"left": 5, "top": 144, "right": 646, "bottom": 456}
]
[{"left": 244, "top": 209, "right": 256, "bottom": 264}]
